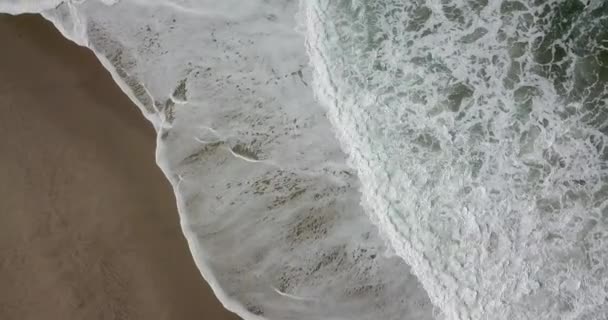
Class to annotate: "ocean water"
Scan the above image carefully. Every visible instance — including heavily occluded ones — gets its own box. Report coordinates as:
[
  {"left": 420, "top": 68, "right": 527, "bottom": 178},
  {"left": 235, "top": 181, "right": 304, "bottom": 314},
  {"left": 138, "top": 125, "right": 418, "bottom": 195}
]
[
  {"left": 306, "top": 1, "right": 608, "bottom": 319},
  {"left": 2, "top": 1, "right": 607, "bottom": 319}
]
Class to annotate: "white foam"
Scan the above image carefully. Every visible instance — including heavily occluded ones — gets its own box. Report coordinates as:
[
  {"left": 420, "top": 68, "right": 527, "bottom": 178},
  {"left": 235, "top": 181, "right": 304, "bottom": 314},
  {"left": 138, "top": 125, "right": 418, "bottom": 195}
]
[
  {"left": 0, "top": 0, "right": 63, "bottom": 14},
  {"left": 305, "top": 1, "right": 608, "bottom": 319}
]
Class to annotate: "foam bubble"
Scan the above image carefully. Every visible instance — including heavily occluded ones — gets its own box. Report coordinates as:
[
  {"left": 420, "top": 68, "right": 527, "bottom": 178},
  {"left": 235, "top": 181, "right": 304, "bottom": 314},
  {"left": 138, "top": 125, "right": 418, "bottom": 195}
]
[{"left": 305, "top": 1, "right": 608, "bottom": 319}]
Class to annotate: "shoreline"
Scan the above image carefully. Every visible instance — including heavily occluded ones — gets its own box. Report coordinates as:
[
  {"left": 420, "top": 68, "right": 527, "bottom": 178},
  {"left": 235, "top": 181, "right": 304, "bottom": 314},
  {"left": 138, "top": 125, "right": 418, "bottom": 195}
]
[{"left": 0, "top": 14, "right": 240, "bottom": 320}]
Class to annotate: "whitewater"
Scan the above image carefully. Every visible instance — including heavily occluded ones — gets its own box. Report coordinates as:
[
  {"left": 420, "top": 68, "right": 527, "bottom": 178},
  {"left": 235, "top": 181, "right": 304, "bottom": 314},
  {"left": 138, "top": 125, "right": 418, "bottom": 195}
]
[{"left": 2, "top": 0, "right": 607, "bottom": 319}]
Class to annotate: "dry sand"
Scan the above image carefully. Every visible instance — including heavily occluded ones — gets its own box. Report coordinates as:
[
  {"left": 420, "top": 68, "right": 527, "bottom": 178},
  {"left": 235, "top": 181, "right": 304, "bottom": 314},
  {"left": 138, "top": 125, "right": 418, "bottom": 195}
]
[{"left": 0, "top": 14, "right": 240, "bottom": 320}]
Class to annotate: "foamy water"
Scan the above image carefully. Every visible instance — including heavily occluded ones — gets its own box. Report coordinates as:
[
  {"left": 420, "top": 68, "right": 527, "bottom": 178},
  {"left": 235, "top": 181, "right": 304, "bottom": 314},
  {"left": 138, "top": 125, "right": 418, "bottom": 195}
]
[
  {"left": 3, "top": 1, "right": 607, "bottom": 319},
  {"left": 306, "top": 1, "right": 608, "bottom": 319}
]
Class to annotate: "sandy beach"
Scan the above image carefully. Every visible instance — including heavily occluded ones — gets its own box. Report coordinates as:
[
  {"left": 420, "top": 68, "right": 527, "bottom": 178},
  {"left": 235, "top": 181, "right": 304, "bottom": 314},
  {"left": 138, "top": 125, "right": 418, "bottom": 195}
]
[{"left": 0, "top": 14, "right": 240, "bottom": 320}]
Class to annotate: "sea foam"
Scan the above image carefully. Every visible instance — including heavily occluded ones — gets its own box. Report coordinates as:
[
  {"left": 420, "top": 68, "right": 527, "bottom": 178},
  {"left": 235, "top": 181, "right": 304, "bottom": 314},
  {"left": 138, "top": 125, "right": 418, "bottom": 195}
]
[{"left": 305, "top": 1, "right": 608, "bottom": 319}]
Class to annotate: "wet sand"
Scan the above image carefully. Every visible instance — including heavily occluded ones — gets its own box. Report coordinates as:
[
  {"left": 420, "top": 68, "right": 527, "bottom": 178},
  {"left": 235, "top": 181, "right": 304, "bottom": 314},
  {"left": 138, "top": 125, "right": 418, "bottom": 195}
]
[{"left": 0, "top": 14, "right": 240, "bottom": 320}]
